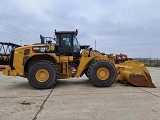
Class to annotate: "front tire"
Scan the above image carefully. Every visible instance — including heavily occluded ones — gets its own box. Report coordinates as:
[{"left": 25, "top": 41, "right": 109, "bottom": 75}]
[
  {"left": 87, "top": 60, "right": 116, "bottom": 87},
  {"left": 28, "top": 60, "right": 58, "bottom": 89}
]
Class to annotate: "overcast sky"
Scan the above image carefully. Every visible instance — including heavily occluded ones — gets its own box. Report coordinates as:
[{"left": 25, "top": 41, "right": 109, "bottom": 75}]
[{"left": 0, "top": 0, "right": 160, "bottom": 58}]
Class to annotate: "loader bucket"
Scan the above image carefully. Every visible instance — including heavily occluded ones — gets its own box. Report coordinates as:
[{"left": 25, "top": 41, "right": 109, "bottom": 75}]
[{"left": 115, "top": 60, "right": 155, "bottom": 88}]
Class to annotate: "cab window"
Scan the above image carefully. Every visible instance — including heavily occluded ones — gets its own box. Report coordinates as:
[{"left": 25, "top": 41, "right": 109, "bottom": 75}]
[{"left": 61, "top": 34, "right": 72, "bottom": 48}]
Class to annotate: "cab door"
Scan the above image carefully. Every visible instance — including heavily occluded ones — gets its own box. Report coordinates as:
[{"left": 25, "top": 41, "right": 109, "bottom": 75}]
[{"left": 58, "top": 34, "right": 73, "bottom": 56}]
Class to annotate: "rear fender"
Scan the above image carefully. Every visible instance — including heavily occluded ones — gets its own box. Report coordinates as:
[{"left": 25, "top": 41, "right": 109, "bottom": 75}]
[{"left": 24, "top": 54, "right": 58, "bottom": 72}]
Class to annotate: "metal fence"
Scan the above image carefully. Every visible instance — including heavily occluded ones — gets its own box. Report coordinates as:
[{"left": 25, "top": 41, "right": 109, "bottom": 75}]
[{"left": 134, "top": 58, "right": 160, "bottom": 67}]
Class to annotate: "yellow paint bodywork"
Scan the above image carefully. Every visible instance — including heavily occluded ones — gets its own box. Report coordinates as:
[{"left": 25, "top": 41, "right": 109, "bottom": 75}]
[
  {"left": 115, "top": 60, "right": 155, "bottom": 87},
  {"left": 35, "top": 69, "right": 49, "bottom": 83},
  {"left": 75, "top": 50, "right": 115, "bottom": 77},
  {"left": 96, "top": 67, "right": 110, "bottom": 80},
  {"left": 2, "top": 43, "right": 155, "bottom": 88},
  {"left": 3, "top": 66, "right": 24, "bottom": 76},
  {"left": 3, "top": 44, "right": 56, "bottom": 76},
  {"left": 2, "top": 45, "right": 115, "bottom": 79},
  {"left": 2, "top": 44, "right": 75, "bottom": 79}
]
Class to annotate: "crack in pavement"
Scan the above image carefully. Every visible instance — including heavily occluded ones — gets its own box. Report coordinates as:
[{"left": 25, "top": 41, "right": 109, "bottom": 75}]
[
  {"left": 32, "top": 88, "right": 54, "bottom": 120},
  {"left": 137, "top": 88, "right": 160, "bottom": 98}
]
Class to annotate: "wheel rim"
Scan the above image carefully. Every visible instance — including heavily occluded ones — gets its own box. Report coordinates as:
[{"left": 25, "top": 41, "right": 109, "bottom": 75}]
[
  {"left": 36, "top": 69, "right": 49, "bottom": 82},
  {"left": 96, "top": 67, "right": 109, "bottom": 80}
]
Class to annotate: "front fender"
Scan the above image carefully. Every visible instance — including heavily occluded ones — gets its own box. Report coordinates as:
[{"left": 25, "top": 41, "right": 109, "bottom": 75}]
[{"left": 75, "top": 56, "right": 97, "bottom": 77}]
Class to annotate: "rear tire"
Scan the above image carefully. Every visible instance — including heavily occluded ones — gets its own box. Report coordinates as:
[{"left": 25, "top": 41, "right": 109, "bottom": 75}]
[
  {"left": 87, "top": 60, "right": 116, "bottom": 87},
  {"left": 28, "top": 60, "right": 58, "bottom": 89}
]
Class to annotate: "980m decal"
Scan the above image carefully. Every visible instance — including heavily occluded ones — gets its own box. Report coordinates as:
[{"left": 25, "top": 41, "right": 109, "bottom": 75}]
[{"left": 32, "top": 46, "right": 49, "bottom": 53}]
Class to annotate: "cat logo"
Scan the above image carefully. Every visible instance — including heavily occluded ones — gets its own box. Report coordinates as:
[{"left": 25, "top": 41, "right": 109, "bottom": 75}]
[
  {"left": 40, "top": 47, "right": 46, "bottom": 52},
  {"left": 32, "top": 46, "right": 49, "bottom": 53}
]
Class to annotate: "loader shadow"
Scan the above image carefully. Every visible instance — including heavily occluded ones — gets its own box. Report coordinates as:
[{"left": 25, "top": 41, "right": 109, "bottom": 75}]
[
  {"left": 114, "top": 81, "right": 144, "bottom": 88},
  {"left": 56, "top": 78, "right": 92, "bottom": 88},
  {"left": 7, "top": 79, "right": 92, "bottom": 90},
  {"left": 6, "top": 79, "right": 137, "bottom": 90},
  {"left": 55, "top": 79, "right": 129, "bottom": 88}
]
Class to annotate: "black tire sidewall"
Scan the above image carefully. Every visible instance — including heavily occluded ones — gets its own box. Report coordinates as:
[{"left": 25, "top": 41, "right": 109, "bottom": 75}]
[
  {"left": 28, "top": 61, "right": 57, "bottom": 89},
  {"left": 90, "top": 61, "right": 116, "bottom": 86}
]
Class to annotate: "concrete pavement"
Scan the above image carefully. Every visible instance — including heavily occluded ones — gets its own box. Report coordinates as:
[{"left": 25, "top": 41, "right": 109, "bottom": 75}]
[{"left": 0, "top": 67, "right": 160, "bottom": 120}]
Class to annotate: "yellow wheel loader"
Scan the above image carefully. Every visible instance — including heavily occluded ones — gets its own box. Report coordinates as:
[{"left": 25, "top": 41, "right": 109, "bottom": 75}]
[{"left": 2, "top": 30, "right": 155, "bottom": 89}]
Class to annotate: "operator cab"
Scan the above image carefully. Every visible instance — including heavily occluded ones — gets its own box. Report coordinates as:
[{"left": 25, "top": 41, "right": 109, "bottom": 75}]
[{"left": 55, "top": 29, "right": 80, "bottom": 57}]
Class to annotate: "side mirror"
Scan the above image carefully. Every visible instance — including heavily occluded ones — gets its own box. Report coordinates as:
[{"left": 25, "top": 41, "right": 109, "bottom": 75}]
[{"left": 90, "top": 48, "right": 93, "bottom": 51}]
